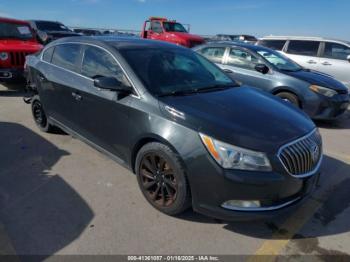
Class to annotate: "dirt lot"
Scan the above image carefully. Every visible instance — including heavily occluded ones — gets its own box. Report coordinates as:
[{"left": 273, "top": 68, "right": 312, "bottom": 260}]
[{"left": 1, "top": 83, "right": 350, "bottom": 259}]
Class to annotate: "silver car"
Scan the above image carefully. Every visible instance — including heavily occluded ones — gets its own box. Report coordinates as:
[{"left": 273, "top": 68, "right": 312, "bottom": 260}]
[{"left": 258, "top": 36, "right": 350, "bottom": 90}]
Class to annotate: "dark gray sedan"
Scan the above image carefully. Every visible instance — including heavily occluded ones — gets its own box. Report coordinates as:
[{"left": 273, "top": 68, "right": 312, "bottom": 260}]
[{"left": 194, "top": 42, "right": 349, "bottom": 120}]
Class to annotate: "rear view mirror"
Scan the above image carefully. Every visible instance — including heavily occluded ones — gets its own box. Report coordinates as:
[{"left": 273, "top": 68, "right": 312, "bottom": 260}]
[
  {"left": 255, "top": 64, "right": 269, "bottom": 74},
  {"left": 94, "top": 76, "right": 132, "bottom": 94}
]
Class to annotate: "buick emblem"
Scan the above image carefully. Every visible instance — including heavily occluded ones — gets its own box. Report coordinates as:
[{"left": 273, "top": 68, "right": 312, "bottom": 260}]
[{"left": 310, "top": 142, "right": 320, "bottom": 163}]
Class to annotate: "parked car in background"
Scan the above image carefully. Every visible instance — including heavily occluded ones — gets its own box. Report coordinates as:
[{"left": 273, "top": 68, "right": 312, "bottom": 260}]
[
  {"left": 258, "top": 36, "right": 350, "bottom": 90},
  {"left": 194, "top": 42, "right": 349, "bottom": 120},
  {"left": 26, "top": 36, "right": 322, "bottom": 221},
  {"left": 211, "top": 34, "right": 257, "bottom": 44},
  {"left": 140, "top": 17, "right": 205, "bottom": 48},
  {"left": 29, "top": 20, "right": 80, "bottom": 44},
  {"left": 73, "top": 28, "right": 102, "bottom": 36},
  {"left": 0, "top": 17, "right": 42, "bottom": 83}
]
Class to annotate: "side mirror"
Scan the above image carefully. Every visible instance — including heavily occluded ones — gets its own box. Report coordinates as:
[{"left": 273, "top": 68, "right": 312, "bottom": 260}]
[
  {"left": 255, "top": 64, "right": 269, "bottom": 74},
  {"left": 347, "top": 55, "right": 350, "bottom": 63},
  {"left": 94, "top": 76, "right": 132, "bottom": 94},
  {"left": 37, "top": 30, "right": 49, "bottom": 44}
]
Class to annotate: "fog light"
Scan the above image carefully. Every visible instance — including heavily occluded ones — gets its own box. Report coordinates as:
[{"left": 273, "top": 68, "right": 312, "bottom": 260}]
[{"left": 222, "top": 200, "right": 261, "bottom": 210}]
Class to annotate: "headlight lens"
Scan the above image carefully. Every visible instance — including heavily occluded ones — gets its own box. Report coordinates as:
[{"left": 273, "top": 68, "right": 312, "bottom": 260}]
[
  {"left": 199, "top": 134, "right": 272, "bottom": 171},
  {"left": 310, "top": 85, "right": 337, "bottom": 97},
  {"left": 0, "top": 52, "right": 9, "bottom": 61}
]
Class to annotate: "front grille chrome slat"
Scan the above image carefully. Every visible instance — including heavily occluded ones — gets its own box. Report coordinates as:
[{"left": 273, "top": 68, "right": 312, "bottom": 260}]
[{"left": 278, "top": 129, "right": 323, "bottom": 178}]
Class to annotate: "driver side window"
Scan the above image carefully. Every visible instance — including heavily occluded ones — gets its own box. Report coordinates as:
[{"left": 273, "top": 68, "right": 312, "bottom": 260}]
[
  {"left": 227, "top": 48, "right": 259, "bottom": 70},
  {"left": 81, "top": 45, "right": 129, "bottom": 86},
  {"left": 151, "top": 21, "right": 163, "bottom": 33}
]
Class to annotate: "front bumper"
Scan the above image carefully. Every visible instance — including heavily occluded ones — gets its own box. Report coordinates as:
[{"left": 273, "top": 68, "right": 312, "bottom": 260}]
[
  {"left": 0, "top": 68, "right": 25, "bottom": 82},
  {"left": 185, "top": 149, "right": 321, "bottom": 221},
  {"left": 310, "top": 93, "right": 349, "bottom": 120}
]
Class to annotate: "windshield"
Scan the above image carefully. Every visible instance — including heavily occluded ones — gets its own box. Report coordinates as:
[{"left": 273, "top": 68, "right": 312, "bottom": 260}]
[
  {"left": 0, "top": 22, "right": 33, "bottom": 40},
  {"left": 120, "top": 48, "right": 236, "bottom": 96},
  {"left": 257, "top": 49, "right": 302, "bottom": 72},
  {"left": 36, "top": 21, "right": 71, "bottom": 32},
  {"left": 163, "top": 22, "right": 187, "bottom": 33}
]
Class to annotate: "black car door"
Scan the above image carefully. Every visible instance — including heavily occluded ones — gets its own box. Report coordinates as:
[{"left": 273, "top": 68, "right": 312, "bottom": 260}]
[
  {"left": 40, "top": 43, "right": 83, "bottom": 131},
  {"left": 72, "top": 44, "right": 135, "bottom": 162}
]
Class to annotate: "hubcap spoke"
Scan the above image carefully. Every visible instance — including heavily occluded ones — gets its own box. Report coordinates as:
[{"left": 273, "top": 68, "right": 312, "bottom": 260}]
[
  {"left": 144, "top": 181, "right": 156, "bottom": 190},
  {"left": 161, "top": 185, "right": 166, "bottom": 206},
  {"left": 141, "top": 169, "right": 155, "bottom": 180},
  {"left": 143, "top": 158, "right": 156, "bottom": 173},
  {"left": 164, "top": 178, "right": 176, "bottom": 190},
  {"left": 152, "top": 184, "right": 161, "bottom": 200}
]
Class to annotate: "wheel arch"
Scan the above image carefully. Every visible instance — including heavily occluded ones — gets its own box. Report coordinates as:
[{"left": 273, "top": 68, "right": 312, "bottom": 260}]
[
  {"left": 271, "top": 87, "right": 303, "bottom": 108},
  {"left": 130, "top": 134, "right": 181, "bottom": 174}
]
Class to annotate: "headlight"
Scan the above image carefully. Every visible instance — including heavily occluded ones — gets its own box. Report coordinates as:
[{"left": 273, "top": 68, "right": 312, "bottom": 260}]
[
  {"left": 310, "top": 85, "right": 337, "bottom": 97},
  {"left": 199, "top": 134, "right": 272, "bottom": 171},
  {"left": 0, "top": 52, "right": 9, "bottom": 61}
]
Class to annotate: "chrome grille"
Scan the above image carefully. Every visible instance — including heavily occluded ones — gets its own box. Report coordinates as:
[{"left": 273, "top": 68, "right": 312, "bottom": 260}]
[{"left": 278, "top": 129, "right": 322, "bottom": 177}]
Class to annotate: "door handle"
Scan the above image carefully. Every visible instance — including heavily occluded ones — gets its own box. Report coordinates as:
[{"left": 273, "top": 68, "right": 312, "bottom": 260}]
[
  {"left": 72, "top": 92, "right": 82, "bottom": 101},
  {"left": 307, "top": 60, "right": 317, "bottom": 64},
  {"left": 322, "top": 61, "right": 332, "bottom": 66},
  {"left": 223, "top": 69, "right": 234, "bottom": 74}
]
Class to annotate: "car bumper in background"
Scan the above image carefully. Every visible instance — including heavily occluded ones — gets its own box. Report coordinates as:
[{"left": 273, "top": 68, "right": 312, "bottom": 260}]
[
  {"left": 0, "top": 68, "right": 25, "bottom": 82},
  {"left": 312, "top": 93, "right": 350, "bottom": 120}
]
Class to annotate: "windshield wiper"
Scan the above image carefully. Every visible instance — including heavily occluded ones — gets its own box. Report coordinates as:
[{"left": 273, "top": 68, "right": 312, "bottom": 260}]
[
  {"left": 158, "top": 90, "right": 198, "bottom": 97},
  {"left": 195, "top": 84, "right": 235, "bottom": 93}
]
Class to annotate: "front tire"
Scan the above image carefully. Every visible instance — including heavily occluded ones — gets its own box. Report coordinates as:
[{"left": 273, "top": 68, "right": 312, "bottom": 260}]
[
  {"left": 31, "top": 95, "right": 53, "bottom": 133},
  {"left": 276, "top": 92, "right": 300, "bottom": 107},
  {"left": 135, "top": 142, "right": 191, "bottom": 216}
]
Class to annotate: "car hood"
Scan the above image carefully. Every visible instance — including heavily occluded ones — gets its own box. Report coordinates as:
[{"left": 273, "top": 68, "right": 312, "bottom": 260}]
[
  {"left": 284, "top": 69, "right": 348, "bottom": 92},
  {"left": 159, "top": 87, "right": 315, "bottom": 153},
  {"left": 0, "top": 39, "right": 42, "bottom": 52},
  {"left": 170, "top": 32, "right": 204, "bottom": 42}
]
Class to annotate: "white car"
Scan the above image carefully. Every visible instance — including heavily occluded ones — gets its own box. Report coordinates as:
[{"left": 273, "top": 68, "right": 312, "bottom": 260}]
[{"left": 258, "top": 36, "right": 350, "bottom": 90}]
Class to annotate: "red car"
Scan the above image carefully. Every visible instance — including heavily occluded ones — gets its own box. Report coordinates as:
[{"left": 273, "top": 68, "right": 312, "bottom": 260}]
[
  {"left": 141, "top": 17, "right": 205, "bottom": 48},
  {"left": 0, "top": 17, "right": 43, "bottom": 83}
]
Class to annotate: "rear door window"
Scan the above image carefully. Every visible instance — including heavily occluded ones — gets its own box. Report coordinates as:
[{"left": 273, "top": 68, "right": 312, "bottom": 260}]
[
  {"left": 258, "top": 40, "right": 286, "bottom": 51},
  {"left": 198, "top": 47, "right": 226, "bottom": 63},
  {"left": 287, "top": 41, "right": 320, "bottom": 56},
  {"left": 323, "top": 42, "right": 350, "bottom": 60},
  {"left": 51, "top": 44, "right": 81, "bottom": 72}
]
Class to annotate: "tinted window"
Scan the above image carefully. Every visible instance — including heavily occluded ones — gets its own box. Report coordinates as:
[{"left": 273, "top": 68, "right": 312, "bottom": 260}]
[
  {"left": 163, "top": 22, "right": 187, "bottom": 33},
  {"left": 257, "top": 49, "right": 302, "bottom": 72},
  {"left": 323, "top": 42, "right": 350, "bottom": 60},
  {"left": 120, "top": 48, "right": 235, "bottom": 96},
  {"left": 42, "top": 47, "right": 54, "bottom": 63},
  {"left": 82, "top": 46, "right": 128, "bottom": 84},
  {"left": 227, "top": 48, "right": 259, "bottom": 70},
  {"left": 35, "top": 21, "right": 71, "bottom": 32},
  {"left": 258, "top": 40, "right": 286, "bottom": 51},
  {"left": 198, "top": 47, "right": 226, "bottom": 63},
  {"left": 52, "top": 44, "right": 81, "bottom": 72},
  {"left": 151, "top": 21, "right": 163, "bottom": 33},
  {"left": 0, "top": 22, "right": 33, "bottom": 40},
  {"left": 287, "top": 41, "right": 320, "bottom": 56}
]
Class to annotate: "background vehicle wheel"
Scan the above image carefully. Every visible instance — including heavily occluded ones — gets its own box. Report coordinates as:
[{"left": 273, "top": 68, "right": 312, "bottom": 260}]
[
  {"left": 31, "top": 95, "right": 53, "bottom": 133},
  {"left": 135, "top": 142, "right": 191, "bottom": 216},
  {"left": 276, "top": 92, "right": 300, "bottom": 107}
]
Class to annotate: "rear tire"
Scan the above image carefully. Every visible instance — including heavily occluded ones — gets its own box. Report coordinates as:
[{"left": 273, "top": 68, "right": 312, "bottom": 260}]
[
  {"left": 276, "top": 92, "right": 300, "bottom": 107},
  {"left": 135, "top": 142, "right": 191, "bottom": 216},
  {"left": 31, "top": 95, "right": 53, "bottom": 133}
]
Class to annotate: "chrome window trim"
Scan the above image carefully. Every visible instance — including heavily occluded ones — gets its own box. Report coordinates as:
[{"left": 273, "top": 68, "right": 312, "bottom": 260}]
[
  {"left": 277, "top": 128, "right": 323, "bottom": 178},
  {"left": 40, "top": 41, "right": 141, "bottom": 99},
  {"left": 221, "top": 197, "right": 302, "bottom": 212}
]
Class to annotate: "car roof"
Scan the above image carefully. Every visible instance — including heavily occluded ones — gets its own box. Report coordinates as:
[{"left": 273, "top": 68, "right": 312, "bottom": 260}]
[
  {"left": 198, "top": 41, "right": 270, "bottom": 52},
  {"left": 261, "top": 36, "right": 350, "bottom": 45},
  {"left": 49, "top": 36, "right": 186, "bottom": 50},
  {"left": 0, "top": 16, "right": 30, "bottom": 25}
]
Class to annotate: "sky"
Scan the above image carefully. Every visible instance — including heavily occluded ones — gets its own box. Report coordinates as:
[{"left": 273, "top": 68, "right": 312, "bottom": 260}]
[{"left": 0, "top": 0, "right": 349, "bottom": 40}]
